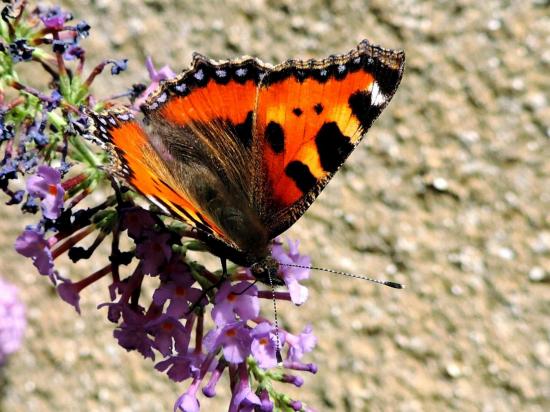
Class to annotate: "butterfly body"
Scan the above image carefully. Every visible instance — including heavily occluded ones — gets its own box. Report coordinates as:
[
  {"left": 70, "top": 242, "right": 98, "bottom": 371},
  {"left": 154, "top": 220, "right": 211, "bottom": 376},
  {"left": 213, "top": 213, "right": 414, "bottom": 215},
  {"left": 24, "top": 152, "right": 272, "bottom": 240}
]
[{"left": 89, "top": 40, "right": 405, "bottom": 283}]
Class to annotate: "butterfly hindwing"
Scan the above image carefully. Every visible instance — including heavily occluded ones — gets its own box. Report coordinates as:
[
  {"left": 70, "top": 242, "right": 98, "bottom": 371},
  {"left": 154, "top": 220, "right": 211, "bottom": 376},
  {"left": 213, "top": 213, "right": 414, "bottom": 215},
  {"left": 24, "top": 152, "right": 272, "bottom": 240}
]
[
  {"left": 253, "top": 40, "right": 405, "bottom": 238},
  {"left": 88, "top": 108, "right": 239, "bottom": 247}
]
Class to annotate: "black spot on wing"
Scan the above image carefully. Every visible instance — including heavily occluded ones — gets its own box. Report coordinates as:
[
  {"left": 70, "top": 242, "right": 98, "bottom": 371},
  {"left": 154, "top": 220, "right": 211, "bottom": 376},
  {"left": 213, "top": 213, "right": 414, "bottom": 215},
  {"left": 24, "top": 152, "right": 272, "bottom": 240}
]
[
  {"left": 292, "top": 108, "right": 303, "bottom": 117},
  {"left": 265, "top": 121, "right": 285, "bottom": 154},
  {"left": 348, "top": 90, "right": 381, "bottom": 131},
  {"left": 231, "top": 110, "right": 254, "bottom": 148},
  {"left": 315, "top": 122, "right": 355, "bottom": 173},
  {"left": 313, "top": 103, "right": 324, "bottom": 114},
  {"left": 285, "top": 161, "right": 317, "bottom": 194}
]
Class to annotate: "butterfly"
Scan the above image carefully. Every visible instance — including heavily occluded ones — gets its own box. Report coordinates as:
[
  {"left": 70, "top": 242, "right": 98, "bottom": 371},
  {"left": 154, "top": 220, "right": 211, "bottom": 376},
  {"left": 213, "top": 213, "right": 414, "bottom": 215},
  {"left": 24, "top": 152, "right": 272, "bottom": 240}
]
[{"left": 88, "top": 39, "right": 405, "bottom": 284}]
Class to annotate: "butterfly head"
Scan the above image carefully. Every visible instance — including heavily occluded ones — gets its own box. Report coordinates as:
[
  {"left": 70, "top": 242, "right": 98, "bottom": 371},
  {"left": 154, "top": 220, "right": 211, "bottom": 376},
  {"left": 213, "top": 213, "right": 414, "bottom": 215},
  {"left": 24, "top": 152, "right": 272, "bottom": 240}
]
[{"left": 249, "top": 256, "right": 284, "bottom": 286}]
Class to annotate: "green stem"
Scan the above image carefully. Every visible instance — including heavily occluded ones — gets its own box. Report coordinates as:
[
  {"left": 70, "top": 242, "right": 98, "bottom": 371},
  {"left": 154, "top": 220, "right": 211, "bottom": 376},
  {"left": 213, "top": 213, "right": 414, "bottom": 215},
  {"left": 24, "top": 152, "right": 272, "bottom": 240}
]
[{"left": 69, "top": 135, "right": 101, "bottom": 168}]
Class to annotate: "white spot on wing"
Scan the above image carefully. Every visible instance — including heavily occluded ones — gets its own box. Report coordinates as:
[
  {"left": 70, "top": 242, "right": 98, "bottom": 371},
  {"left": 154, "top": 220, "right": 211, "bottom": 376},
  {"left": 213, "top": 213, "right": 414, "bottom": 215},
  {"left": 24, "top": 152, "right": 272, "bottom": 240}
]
[
  {"left": 194, "top": 69, "right": 204, "bottom": 80},
  {"left": 370, "top": 82, "right": 387, "bottom": 106},
  {"left": 157, "top": 93, "right": 167, "bottom": 103},
  {"left": 338, "top": 64, "right": 346, "bottom": 73},
  {"left": 216, "top": 69, "right": 227, "bottom": 78},
  {"left": 175, "top": 83, "right": 187, "bottom": 92},
  {"left": 236, "top": 68, "right": 247, "bottom": 77}
]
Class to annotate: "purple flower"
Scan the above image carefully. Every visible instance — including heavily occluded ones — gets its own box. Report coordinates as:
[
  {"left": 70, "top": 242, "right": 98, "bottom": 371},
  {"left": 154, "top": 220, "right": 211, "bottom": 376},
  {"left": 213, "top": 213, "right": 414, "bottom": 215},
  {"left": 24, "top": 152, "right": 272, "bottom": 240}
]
[
  {"left": 229, "top": 363, "right": 261, "bottom": 412},
  {"left": 0, "top": 161, "right": 17, "bottom": 194},
  {"left": 121, "top": 208, "right": 157, "bottom": 239},
  {"left": 281, "top": 373, "right": 304, "bottom": 387},
  {"left": 63, "top": 45, "right": 85, "bottom": 61},
  {"left": 285, "top": 325, "right": 316, "bottom": 362},
  {"left": 251, "top": 322, "right": 284, "bottom": 369},
  {"left": 133, "top": 57, "right": 176, "bottom": 109},
  {"left": 135, "top": 231, "right": 172, "bottom": 274},
  {"left": 21, "top": 195, "right": 39, "bottom": 214},
  {"left": 153, "top": 276, "right": 203, "bottom": 319},
  {"left": 8, "top": 39, "right": 34, "bottom": 62},
  {"left": 158, "top": 255, "right": 194, "bottom": 281},
  {"left": 289, "top": 400, "right": 303, "bottom": 411},
  {"left": 14, "top": 228, "right": 54, "bottom": 276},
  {"left": 258, "top": 389, "right": 274, "bottom": 411},
  {"left": 0, "top": 278, "right": 26, "bottom": 365},
  {"left": 39, "top": 6, "right": 72, "bottom": 30},
  {"left": 110, "top": 59, "right": 128, "bottom": 75},
  {"left": 26, "top": 165, "right": 65, "bottom": 220},
  {"left": 75, "top": 21, "right": 91, "bottom": 38},
  {"left": 0, "top": 119, "right": 15, "bottom": 143},
  {"left": 6, "top": 189, "right": 24, "bottom": 205},
  {"left": 203, "top": 359, "right": 227, "bottom": 397},
  {"left": 146, "top": 314, "right": 189, "bottom": 356},
  {"left": 283, "top": 360, "right": 318, "bottom": 374},
  {"left": 52, "top": 39, "right": 69, "bottom": 54},
  {"left": 212, "top": 281, "right": 259, "bottom": 326},
  {"left": 204, "top": 321, "right": 252, "bottom": 364},
  {"left": 271, "top": 238, "right": 311, "bottom": 305},
  {"left": 57, "top": 280, "right": 81, "bottom": 314},
  {"left": 28, "top": 127, "right": 49, "bottom": 147},
  {"left": 113, "top": 307, "right": 155, "bottom": 360},
  {"left": 155, "top": 351, "right": 204, "bottom": 382},
  {"left": 174, "top": 378, "right": 201, "bottom": 412}
]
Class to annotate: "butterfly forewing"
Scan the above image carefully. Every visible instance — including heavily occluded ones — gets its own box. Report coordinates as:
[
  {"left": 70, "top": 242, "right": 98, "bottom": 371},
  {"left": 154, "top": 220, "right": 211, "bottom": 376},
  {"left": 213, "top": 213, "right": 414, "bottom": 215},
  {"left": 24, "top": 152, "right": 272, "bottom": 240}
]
[{"left": 253, "top": 40, "right": 405, "bottom": 238}]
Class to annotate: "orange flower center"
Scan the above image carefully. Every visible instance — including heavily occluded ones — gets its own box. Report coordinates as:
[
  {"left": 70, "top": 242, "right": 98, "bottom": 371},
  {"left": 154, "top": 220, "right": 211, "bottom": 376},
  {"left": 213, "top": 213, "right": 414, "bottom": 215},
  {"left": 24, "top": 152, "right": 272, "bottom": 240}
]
[
  {"left": 227, "top": 293, "right": 237, "bottom": 302},
  {"left": 225, "top": 328, "right": 237, "bottom": 337},
  {"left": 48, "top": 184, "right": 58, "bottom": 195},
  {"left": 161, "top": 321, "right": 174, "bottom": 332},
  {"left": 175, "top": 286, "right": 186, "bottom": 297},
  {"left": 259, "top": 337, "right": 269, "bottom": 346}
]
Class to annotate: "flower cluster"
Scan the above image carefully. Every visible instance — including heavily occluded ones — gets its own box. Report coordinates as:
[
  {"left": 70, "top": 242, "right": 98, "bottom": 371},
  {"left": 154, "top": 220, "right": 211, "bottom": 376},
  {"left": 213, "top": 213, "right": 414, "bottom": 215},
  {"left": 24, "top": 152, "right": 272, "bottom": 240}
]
[
  {"left": 1, "top": 2, "right": 317, "bottom": 410},
  {"left": 0, "top": 277, "right": 26, "bottom": 365}
]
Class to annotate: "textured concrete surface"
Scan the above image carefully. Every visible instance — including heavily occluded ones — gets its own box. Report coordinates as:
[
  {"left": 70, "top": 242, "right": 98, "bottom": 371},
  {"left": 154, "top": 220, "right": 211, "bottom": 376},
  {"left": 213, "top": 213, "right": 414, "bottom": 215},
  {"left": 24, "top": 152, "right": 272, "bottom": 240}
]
[{"left": 1, "top": 0, "right": 549, "bottom": 411}]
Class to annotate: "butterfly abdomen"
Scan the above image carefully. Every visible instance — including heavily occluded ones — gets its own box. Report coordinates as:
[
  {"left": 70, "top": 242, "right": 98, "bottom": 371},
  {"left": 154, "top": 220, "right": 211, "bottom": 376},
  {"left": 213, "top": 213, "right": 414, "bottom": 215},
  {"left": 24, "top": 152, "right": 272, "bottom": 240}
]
[{"left": 191, "top": 176, "right": 269, "bottom": 259}]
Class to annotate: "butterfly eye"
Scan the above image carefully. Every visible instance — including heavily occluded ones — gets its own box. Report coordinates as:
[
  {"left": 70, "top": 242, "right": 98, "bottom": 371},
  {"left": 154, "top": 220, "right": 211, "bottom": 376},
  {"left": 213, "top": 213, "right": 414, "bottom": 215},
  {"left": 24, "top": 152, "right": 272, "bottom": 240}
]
[{"left": 250, "top": 263, "right": 265, "bottom": 277}]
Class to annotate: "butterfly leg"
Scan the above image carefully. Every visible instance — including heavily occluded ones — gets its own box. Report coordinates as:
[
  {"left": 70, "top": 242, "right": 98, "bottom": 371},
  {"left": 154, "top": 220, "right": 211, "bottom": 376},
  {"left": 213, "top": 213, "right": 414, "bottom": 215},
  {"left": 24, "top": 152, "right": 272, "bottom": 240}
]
[{"left": 234, "top": 279, "right": 258, "bottom": 295}]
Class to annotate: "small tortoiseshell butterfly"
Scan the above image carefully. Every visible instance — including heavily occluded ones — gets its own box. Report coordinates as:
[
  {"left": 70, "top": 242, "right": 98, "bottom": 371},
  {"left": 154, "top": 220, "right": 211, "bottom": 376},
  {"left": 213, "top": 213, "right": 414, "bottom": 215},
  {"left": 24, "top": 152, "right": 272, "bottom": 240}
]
[{"left": 89, "top": 39, "right": 405, "bottom": 284}]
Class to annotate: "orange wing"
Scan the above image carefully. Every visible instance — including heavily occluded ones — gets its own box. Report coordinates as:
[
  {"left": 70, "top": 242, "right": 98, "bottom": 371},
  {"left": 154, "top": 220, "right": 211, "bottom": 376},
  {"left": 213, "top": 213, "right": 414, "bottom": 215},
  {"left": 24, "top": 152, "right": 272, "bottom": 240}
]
[
  {"left": 254, "top": 40, "right": 405, "bottom": 237},
  {"left": 88, "top": 109, "right": 230, "bottom": 241},
  {"left": 88, "top": 56, "right": 273, "bottom": 254},
  {"left": 144, "top": 54, "right": 269, "bottom": 150}
]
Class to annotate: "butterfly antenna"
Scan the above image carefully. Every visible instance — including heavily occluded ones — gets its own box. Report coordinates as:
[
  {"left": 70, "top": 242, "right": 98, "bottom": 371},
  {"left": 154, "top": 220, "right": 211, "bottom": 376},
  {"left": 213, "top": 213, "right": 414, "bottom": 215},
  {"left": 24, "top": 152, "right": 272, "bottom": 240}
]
[
  {"left": 267, "top": 270, "right": 283, "bottom": 365},
  {"left": 279, "top": 263, "right": 404, "bottom": 289}
]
